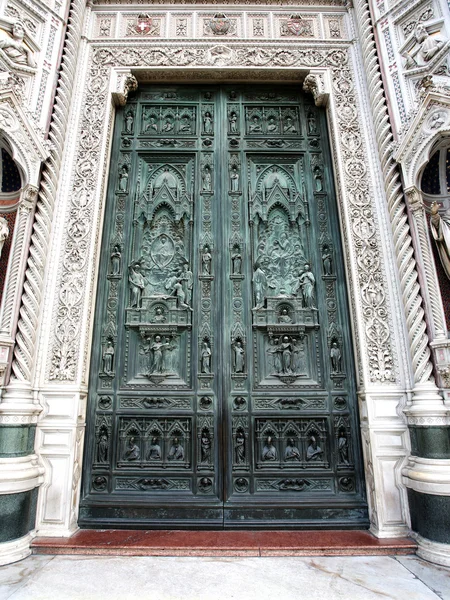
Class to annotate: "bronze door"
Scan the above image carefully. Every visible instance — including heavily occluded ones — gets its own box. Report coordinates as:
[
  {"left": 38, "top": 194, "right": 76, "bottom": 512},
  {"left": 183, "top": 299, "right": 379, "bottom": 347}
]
[{"left": 80, "top": 86, "right": 368, "bottom": 528}]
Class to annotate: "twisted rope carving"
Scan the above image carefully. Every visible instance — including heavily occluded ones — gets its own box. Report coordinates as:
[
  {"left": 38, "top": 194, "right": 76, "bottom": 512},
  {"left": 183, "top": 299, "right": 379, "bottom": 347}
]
[
  {"left": 353, "top": 0, "right": 434, "bottom": 384},
  {"left": 9, "top": 0, "right": 86, "bottom": 383}
]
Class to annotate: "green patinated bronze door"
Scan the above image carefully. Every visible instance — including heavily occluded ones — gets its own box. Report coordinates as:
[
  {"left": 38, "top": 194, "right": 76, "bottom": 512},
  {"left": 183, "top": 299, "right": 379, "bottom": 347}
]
[{"left": 80, "top": 86, "right": 368, "bottom": 528}]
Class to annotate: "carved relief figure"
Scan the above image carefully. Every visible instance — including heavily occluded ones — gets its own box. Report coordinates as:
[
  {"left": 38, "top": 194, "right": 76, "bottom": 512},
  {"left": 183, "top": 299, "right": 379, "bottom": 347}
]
[
  {"left": 0, "top": 22, "right": 36, "bottom": 68},
  {"left": 151, "top": 306, "right": 166, "bottom": 323},
  {"left": 405, "top": 24, "right": 445, "bottom": 68},
  {"left": 267, "top": 337, "right": 282, "bottom": 374},
  {"left": 235, "top": 430, "right": 245, "bottom": 464},
  {"left": 147, "top": 437, "right": 161, "bottom": 460},
  {"left": 201, "top": 341, "right": 212, "bottom": 374},
  {"left": 322, "top": 246, "right": 332, "bottom": 275},
  {"left": 233, "top": 340, "right": 245, "bottom": 373},
  {"left": 267, "top": 116, "right": 278, "bottom": 132},
  {"left": 338, "top": 431, "right": 349, "bottom": 465},
  {"left": 0, "top": 216, "right": 9, "bottom": 259},
  {"left": 430, "top": 203, "right": 450, "bottom": 279},
  {"left": 119, "top": 165, "right": 129, "bottom": 192},
  {"left": 249, "top": 115, "right": 262, "bottom": 133},
  {"left": 202, "top": 165, "right": 212, "bottom": 191},
  {"left": 102, "top": 338, "right": 115, "bottom": 374},
  {"left": 253, "top": 263, "right": 267, "bottom": 309},
  {"left": 202, "top": 245, "right": 212, "bottom": 275},
  {"left": 229, "top": 112, "right": 238, "bottom": 133},
  {"left": 110, "top": 245, "right": 121, "bottom": 275},
  {"left": 296, "top": 264, "right": 316, "bottom": 308},
  {"left": 284, "top": 116, "right": 297, "bottom": 133},
  {"left": 280, "top": 336, "right": 293, "bottom": 374},
  {"left": 230, "top": 167, "right": 239, "bottom": 192},
  {"left": 124, "top": 437, "right": 140, "bottom": 461},
  {"left": 168, "top": 437, "right": 184, "bottom": 460},
  {"left": 284, "top": 438, "right": 301, "bottom": 461},
  {"left": 313, "top": 165, "right": 323, "bottom": 192},
  {"left": 232, "top": 250, "right": 242, "bottom": 275},
  {"left": 96, "top": 430, "right": 108, "bottom": 463},
  {"left": 150, "top": 335, "right": 173, "bottom": 374},
  {"left": 307, "top": 110, "right": 317, "bottom": 134},
  {"left": 262, "top": 436, "right": 277, "bottom": 460},
  {"left": 180, "top": 262, "right": 193, "bottom": 305},
  {"left": 306, "top": 436, "right": 323, "bottom": 461},
  {"left": 278, "top": 308, "right": 292, "bottom": 323},
  {"left": 330, "top": 341, "right": 342, "bottom": 373},
  {"left": 125, "top": 111, "right": 134, "bottom": 133},
  {"left": 172, "top": 279, "right": 192, "bottom": 310},
  {"left": 200, "top": 430, "right": 211, "bottom": 462},
  {"left": 179, "top": 115, "right": 191, "bottom": 133},
  {"left": 203, "top": 111, "right": 213, "bottom": 134},
  {"left": 128, "top": 261, "right": 145, "bottom": 307},
  {"left": 162, "top": 118, "right": 174, "bottom": 132}
]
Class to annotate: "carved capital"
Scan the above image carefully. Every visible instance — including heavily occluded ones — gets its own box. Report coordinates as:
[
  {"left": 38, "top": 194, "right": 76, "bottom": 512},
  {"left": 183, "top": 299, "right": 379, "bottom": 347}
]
[
  {"left": 303, "top": 71, "right": 329, "bottom": 107},
  {"left": 20, "top": 184, "right": 38, "bottom": 211},
  {"left": 111, "top": 70, "right": 138, "bottom": 107},
  {"left": 404, "top": 186, "right": 424, "bottom": 213}
]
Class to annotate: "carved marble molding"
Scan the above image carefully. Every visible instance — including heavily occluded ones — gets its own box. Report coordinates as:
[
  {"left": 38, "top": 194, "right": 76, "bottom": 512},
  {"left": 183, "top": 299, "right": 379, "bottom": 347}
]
[
  {"left": 0, "top": 88, "right": 49, "bottom": 188},
  {"left": 395, "top": 90, "right": 450, "bottom": 189},
  {"left": 44, "top": 42, "right": 399, "bottom": 391},
  {"left": 110, "top": 70, "right": 138, "bottom": 106}
]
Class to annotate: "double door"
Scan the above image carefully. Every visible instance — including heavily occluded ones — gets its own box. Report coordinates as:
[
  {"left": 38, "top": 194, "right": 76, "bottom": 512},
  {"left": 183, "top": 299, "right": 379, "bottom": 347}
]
[{"left": 80, "top": 86, "right": 367, "bottom": 528}]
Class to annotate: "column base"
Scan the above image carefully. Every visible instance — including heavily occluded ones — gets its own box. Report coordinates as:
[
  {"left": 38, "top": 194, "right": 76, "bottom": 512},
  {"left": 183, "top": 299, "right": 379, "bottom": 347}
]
[
  {"left": 0, "top": 531, "right": 34, "bottom": 566},
  {"left": 415, "top": 533, "right": 450, "bottom": 567}
]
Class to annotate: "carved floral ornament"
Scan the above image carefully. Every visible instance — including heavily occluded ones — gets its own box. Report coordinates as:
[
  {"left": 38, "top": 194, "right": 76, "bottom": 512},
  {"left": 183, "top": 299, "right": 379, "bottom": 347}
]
[{"left": 48, "top": 43, "right": 396, "bottom": 385}]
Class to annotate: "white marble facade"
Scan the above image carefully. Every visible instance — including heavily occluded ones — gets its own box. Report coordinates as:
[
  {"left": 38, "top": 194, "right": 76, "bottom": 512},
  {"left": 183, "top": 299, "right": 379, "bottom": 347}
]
[{"left": 0, "top": 0, "right": 449, "bottom": 566}]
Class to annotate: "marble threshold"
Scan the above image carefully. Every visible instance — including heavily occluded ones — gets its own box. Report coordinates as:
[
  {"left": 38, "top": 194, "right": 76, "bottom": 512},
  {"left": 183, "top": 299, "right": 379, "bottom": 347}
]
[{"left": 32, "top": 530, "right": 417, "bottom": 557}]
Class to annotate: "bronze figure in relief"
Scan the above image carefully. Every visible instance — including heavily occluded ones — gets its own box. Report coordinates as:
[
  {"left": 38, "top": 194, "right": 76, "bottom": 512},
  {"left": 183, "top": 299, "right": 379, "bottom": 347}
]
[
  {"left": 262, "top": 436, "right": 277, "bottom": 460},
  {"left": 284, "top": 438, "right": 301, "bottom": 461}
]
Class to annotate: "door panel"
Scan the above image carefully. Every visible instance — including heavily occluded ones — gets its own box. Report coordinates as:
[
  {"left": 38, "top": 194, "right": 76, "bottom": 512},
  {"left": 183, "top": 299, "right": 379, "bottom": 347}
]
[{"left": 79, "top": 86, "right": 368, "bottom": 529}]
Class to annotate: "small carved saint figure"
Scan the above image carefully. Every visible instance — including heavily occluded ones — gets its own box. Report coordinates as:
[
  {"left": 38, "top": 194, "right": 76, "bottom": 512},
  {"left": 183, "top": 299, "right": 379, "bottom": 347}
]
[
  {"left": 262, "top": 436, "right": 277, "bottom": 461},
  {"left": 267, "top": 337, "right": 282, "bottom": 374},
  {"left": 313, "top": 165, "right": 323, "bottom": 192},
  {"left": 296, "top": 263, "right": 316, "bottom": 308},
  {"left": 338, "top": 431, "right": 349, "bottom": 465},
  {"left": 203, "top": 111, "right": 213, "bottom": 134},
  {"left": 253, "top": 263, "right": 267, "bottom": 309},
  {"left": 201, "top": 341, "right": 212, "bottom": 374},
  {"left": 145, "top": 115, "right": 158, "bottom": 132},
  {"left": 97, "top": 430, "right": 108, "bottom": 463},
  {"left": 179, "top": 115, "right": 191, "bottom": 133},
  {"left": 307, "top": 110, "right": 317, "bottom": 134},
  {"left": 430, "top": 202, "right": 450, "bottom": 280},
  {"left": 249, "top": 115, "right": 262, "bottom": 133},
  {"left": 230, "top": 167, "right": 239, "bottom": 192},
  {"left": 430, "top": 112, "right": 446, "bottom": 130},
  {"left": 202, "top": 165, "right": 212, "bottom": 191},
  {"left": 267, "top": 115, "right": 278, "bottom": 132},
  {"left": 232, "top": 251, "right": 242, "bottom": 275},
  {"left": 284, "top": 116, "right": 297, "bottom": 133},
  {"left": 147, "top": 437, "right": 162, "bottom": 460},
  {"left": 284, "top": 438, "right": 301, "bottom": 461},
  {"left": 229, "top": 112, "right": 238, "bottom": 133},
  {"left": 200, "top": 430, "right": 212, "bottom": 463},
  {"left": 330, "top": 341, "right": 342, "bottom": 373},
  {"left": 405, "top": 24, "right": 445, "bottom": 68},
  {"left": 180, "top": 262, "right": 193, "bottom": 305},
  {"left": 128, "top": 261, "right": 146, "bottom": 307},
  {"left": 278, "top": 308, "right": 293, "bottom": 324},
  {"left": 202, "top": 245, "right": 212, "bottom": 275},
  {"left": 124, "top": 437, "right": 140, "bottom": 461},
  {"left": 168, "top": 437, "right": 184, "bottom": 461},
  {"left": 0, "top": 21, "right": 36, "bottom": 67},
  {"left": 322, "top": 246, "right": 333, "bottom": 276},
  {"left": 110, "top": 245, "right": 121, "bottom": 275},
  {"left": 172, "top": 279, "right": 192, "bottom": 310},
  {"left": 280, "top": 336, "right": 293, "bottom": 374},
  {"left": 162, "top": 119, "right": 174, "bottom": 132},
  {"left": 0, "top": 216, "right": 9, "bottom": 259},
  {"left": 235, "top": 430, "right": 245, "bottom": 464},
  {"left": 306, "top": 436, "right": 323, "bottom": 461},
  {"left": 125, "top": 111, "right": 134, "bottom": 133},
  {"left": 102, "top": 338, "right": 115, "bottom": 374},
  {"left": 151, "top": 306, "right": 166, "bottom": 323},
  {"left": 150, "top": 335, "right": 173, "bottom": 374},
  {"left": 119, "top": 165, "right": 129, "bottom": 192},
  {"left": 233, "top": 340, "right": 245, "bottom": 373}
]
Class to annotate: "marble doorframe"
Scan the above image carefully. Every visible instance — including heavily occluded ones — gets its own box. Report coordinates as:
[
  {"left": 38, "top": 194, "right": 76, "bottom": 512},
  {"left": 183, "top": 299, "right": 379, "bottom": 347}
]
[{"left": 31, "top": 39, "right": 413, "bottom": 539}]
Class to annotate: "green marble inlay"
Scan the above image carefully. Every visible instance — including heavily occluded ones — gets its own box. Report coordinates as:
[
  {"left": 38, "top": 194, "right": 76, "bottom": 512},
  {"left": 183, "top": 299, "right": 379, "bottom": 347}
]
[
  {"left": 408, "top": 489, "right": 450, "bottom": 544},
  {"left": 0, "top": 488, "right": 37, "bottom": 543},
  {"left": 0, "top": 425, "right": 36, "bottom": 457},
  {"left": 409, "top": 426, "right": 450, "bottom": 460}
]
